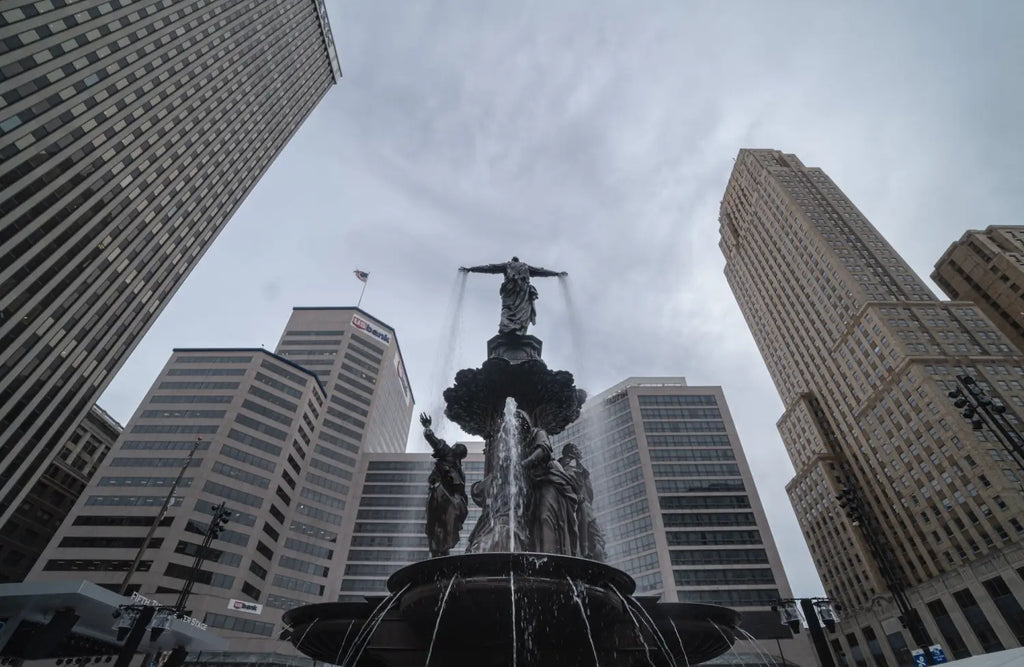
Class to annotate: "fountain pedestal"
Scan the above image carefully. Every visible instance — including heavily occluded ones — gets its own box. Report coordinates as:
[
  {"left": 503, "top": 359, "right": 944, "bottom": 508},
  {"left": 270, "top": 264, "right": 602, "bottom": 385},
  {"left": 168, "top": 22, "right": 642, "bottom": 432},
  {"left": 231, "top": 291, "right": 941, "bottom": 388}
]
[
  {"left": 281, "top": 553, "right": 740, "bottom": 667},
  {"left": 487, "top": 333, "right": 543, "bottom": 363}
]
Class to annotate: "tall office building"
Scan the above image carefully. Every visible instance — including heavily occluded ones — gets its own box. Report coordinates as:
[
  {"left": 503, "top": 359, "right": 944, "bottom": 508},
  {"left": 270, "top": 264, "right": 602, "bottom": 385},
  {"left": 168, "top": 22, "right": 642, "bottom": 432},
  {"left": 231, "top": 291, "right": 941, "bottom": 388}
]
[
  {"left": 0, "top": 0, "right": 341, "bottom": 578},
  {"left": 0, "top": 405, "right": 120, "bottom": 583},
  {"left": 933, "top": 226, "right": 1024, "bottom": 353},
  {"left": 30, "top": 309, "right": 413, "bottom": 661},
  {"left": 720, "top": 149, "right": 1024, "bottom": 664},
  {"left": 273, "top": 308, "right": 414, "bottom": 455},
  {"left": 551, "top": 377, "right": 815, "bottom": 667}
]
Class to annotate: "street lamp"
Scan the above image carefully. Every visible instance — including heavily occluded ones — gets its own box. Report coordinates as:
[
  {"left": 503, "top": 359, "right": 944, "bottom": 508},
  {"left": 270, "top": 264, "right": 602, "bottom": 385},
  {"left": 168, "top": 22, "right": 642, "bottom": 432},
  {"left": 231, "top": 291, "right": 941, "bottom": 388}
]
[
  {"left": 174, "top": 501, "right": 231, "bottom": 613},
  {"left": 833, "top": 483, "right": 933, "bottom": 654},
  {"left": 771, "top": 597, "right": 839, "bottom": 667},
  {"left": 947, "top": 374, "right": 1024, "bottom": 471}
]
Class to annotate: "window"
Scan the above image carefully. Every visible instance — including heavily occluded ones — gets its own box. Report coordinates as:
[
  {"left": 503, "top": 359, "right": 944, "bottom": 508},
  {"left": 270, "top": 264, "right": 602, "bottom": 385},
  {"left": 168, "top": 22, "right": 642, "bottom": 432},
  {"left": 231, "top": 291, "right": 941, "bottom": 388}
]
[{"left": 203, "top": 612, "right": 273, "bottom": 637}]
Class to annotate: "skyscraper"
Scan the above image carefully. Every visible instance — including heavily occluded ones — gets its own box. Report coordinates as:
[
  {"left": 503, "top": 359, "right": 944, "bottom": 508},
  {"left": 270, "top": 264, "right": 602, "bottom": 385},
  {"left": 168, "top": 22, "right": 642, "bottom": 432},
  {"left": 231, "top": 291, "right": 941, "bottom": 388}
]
[
  {"left": 551, "top": 377, "right": 816, "bottom": 667},
  {"left": 932, "top": 226, "right": 1024, "bottom": 353},
  {"left": 0, "top": 0, "right": 340, "bottom": 576},
  {"left": 29, "top": 308, "right": 414, "bottom": 660},
  {"left": 0, "top": 405, "right": 120, "bottom": 583},
  {"left": 720, "top": 149, "right": 1024, "bottom": 664}
]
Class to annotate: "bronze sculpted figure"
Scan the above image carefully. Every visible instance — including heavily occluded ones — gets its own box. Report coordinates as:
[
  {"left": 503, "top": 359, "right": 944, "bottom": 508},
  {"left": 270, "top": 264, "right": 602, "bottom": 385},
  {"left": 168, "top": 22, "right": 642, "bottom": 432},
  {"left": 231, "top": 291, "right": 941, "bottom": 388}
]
[
  {"left": 420, "top": 413, "right": 469, "bottom": 557},
  {"left": 460, "top": 257, "right": 567, "bottom": 335},
  {"left": 559, "top": 443, "right": 606, "bottom": 561},
  {"left": 519, "top": 411, "right": 579, "bottom": 555}
]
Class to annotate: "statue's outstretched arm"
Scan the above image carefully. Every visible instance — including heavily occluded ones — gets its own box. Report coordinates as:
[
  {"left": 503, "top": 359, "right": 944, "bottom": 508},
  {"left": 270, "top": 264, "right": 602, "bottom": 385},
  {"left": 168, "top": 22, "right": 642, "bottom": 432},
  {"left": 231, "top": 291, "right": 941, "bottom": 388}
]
[
  {"left": 423, "top": 428, "right": 444, "bottom": 452},
  {"left": 527, "top": 265, "right": 568, "bottom": 278},
  {"left": 460, "top": 263, "right": 506, "bottom": 274}
]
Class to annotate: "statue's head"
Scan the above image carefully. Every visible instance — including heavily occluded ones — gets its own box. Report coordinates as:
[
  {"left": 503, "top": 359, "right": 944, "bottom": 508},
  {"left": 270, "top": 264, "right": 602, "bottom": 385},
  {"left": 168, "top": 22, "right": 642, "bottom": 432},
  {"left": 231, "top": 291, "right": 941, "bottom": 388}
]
[
  {"left": 453, "top": 443, "right": 468, "bottom": 459},
  {"left": 562, "top": 443, "right": 581, "bottom": 460},
  {"left": 511, "top": 256, "right": 520, "bottom": 262},
  {"left": 514, "top": 409, "right": 532, "bottom": 431}
]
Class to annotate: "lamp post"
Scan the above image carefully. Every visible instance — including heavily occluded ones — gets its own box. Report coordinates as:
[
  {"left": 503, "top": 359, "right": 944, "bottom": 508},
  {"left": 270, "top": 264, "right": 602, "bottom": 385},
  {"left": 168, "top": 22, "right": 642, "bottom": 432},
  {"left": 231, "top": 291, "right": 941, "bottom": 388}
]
[
  {"left": 113, "top": 499, "right": 228, "bottom": 667},
  {"left": 771, "top": 598, "right": 839, "bottom": 667},
  {"left": 947, "top": 374, "right": 1024, "bottom": 471},
  {"left": 119, "top": 437, "right": 202, "bottom": 595},
  {"left": 835, "top": 483, "right": 934, "bottom": 657},
  {"left": 174, "top": 501, "right": 231, "bottom": 613}
]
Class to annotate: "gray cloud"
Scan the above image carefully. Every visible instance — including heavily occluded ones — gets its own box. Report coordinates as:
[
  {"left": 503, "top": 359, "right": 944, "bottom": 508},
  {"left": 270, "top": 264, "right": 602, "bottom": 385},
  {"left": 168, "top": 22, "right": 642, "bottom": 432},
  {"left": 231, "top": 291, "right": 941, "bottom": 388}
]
[{"left": 100, "top": 0, "right": 1024, "bottom": 598}]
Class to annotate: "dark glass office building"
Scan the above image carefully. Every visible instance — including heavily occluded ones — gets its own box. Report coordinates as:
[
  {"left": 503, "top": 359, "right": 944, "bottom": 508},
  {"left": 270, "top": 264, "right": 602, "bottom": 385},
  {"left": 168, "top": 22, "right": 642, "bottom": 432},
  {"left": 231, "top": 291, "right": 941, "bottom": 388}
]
[{"left": 0, "top": 0, "right": 340, "bottom": 580}]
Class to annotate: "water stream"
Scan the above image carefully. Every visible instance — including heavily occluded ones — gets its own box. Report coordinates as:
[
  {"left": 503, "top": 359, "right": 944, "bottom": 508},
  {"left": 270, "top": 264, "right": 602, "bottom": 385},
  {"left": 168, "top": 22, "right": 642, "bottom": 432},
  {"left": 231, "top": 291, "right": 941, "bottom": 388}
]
[
  {"left": 425, "top": 576, "right": 458, "bottom": 666},
  {"left": 624, "top": 595, "right": 677, "bottom": 666},
  {"left": 484, "top": 397, "right": 527, "bottom": 552},
  {"left": 334, "top": 622, "right": 354, "bottom": 666},
  {"left": 340, "top": 583, "right": 410, "bottom": 667},
  {"left": 557, "top": 276, "right": 587, "bottom": 390},
  {"left": 510, "top": 568, "right": 518, "bottom": 667},
  {"left": 426, "top": 270, "right": 469, "bottom": 437},
  {"left": 709, "top": 620, "right": 745, "bottom": 667},
  {"left": 294, "top": 618, "right": 318, "bottom": 654},
  {"left": 668, "top": 621, "right": 690, "bottom": 667},
  {"left": 566, "top": 577, "right": 600, "bottom": 666},
  {"left": 610, "top": 585, "right": 655, "bottom": 667},
  {"left": 736, "top": 626, "right": 779, "bottom": 666}
]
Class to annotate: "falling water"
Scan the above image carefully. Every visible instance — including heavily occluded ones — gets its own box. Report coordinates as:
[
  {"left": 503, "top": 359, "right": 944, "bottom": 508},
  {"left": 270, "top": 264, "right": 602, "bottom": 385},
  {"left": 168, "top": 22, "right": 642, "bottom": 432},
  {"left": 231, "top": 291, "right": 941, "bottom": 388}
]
[
  {"left": 334, "top": 622, "right": 354, "bottom": 666},
  {"left": 495, "top": 397, "right": 526, "bottom": 551},
  {"left": 558, "top": 276, "right": 587, "bottom": 389},
  {"left": 295, "top": 618, "right": 319, "bottom": 653},
  {"left": 426, "top": 270, "right": 469, "bottom": 436},
  {"left": 736, "top": 627, "right": 778, "bottom": 667},
  {"left": 624, "top": 595, "right": 678, "bottom": 666},
  {"left": 668, "top": 621, "right": 690, "bottom": 667},
  {"left": 340, "top": 583, "right": 410, "bottom": 667},
  {"left": 510, "top": 568, "right": 518, "bottom": 667},
  {"left": 610, "top": 585, "right": 655, "bottom": 667},
  {"left": 425, "top": 576, "right": 458, "bottom": 667},
  {"left": 566, "top": 577, "right": 600, "bottom": 667},
  {"left": 709, "top": 620, "right": 744, "bottom": 667}
]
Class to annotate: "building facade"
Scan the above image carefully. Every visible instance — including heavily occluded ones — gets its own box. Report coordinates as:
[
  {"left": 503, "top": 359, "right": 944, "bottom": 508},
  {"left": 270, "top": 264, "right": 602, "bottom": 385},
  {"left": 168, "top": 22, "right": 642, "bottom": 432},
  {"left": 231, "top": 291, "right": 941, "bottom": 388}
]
[
  {"left": 0, "top": 0, "right": 340, "bottom": 575},
  {"left": 551, "top": 377, "right": 815, "bottom": 667},
  {"left": 720, "top": 149, "right": 1024, "bottom": 665},
  {"left": 0, "top": 405, "right": 121, "bottom": 583},
  {"left": 932, "top": 226, "right": 1024, "bottom": 353},
  {"left": 335, "top": 445, "right": 485, "bottom": 602},
  {"left": 273, "top": 307, "right": 414, "bottom": 455},
  {"left": 29, "top": 309, "right": 414, "bottom": 661}
]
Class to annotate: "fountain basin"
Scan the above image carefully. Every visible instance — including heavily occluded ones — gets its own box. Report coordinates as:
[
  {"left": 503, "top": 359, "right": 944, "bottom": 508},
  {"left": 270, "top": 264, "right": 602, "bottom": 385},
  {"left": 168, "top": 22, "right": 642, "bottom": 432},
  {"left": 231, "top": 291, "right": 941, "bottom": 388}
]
[{"left": 281, "top": 553, "right": 740, "bottom": 666}]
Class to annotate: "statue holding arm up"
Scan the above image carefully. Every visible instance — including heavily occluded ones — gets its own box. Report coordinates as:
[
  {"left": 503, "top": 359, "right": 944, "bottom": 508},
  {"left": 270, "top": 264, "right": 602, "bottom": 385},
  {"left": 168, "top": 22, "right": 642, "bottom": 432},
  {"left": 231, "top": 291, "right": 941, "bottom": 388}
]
[
  {"left": 460, "top": 257, "right": 567, "bottom": 335},
  {"left": 421, "top": 413, "right": 469, "bottom": 558}
]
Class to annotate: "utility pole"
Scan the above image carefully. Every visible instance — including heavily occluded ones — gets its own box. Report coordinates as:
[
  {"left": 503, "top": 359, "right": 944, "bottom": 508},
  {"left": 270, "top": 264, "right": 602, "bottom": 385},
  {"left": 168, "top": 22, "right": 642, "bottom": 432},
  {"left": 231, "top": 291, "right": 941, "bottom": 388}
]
[
  {"left": 836, "top": 484, "right": 933, "bottom": 655},
  {"left": 175, "top": 501, "right": 231, "bottom": 613},
  {"left": 119, "top": 437, "right": 202, "bottom": 595}
]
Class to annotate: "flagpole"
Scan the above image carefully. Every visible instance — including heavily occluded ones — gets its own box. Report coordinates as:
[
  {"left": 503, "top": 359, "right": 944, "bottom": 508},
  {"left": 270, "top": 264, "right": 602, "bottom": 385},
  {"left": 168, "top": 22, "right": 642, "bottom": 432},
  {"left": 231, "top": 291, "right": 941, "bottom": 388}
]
[{"left": 357, "top": 277, "right": 368, "bottom": 308}]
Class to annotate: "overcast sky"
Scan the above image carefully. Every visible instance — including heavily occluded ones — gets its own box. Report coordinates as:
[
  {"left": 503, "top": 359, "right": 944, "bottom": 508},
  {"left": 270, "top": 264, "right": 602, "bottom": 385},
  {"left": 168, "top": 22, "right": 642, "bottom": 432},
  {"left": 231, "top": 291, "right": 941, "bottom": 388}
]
[{"left": 98, "top": 1, "right": 1024, "bottom": 598}]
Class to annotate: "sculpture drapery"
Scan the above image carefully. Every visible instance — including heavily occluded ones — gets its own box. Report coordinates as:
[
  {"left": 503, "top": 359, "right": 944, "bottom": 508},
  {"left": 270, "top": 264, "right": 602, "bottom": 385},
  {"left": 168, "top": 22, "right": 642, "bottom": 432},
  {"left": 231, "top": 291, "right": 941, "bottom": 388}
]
[{"left": 460, "top": 257, "right": 566, "bottom": 335}]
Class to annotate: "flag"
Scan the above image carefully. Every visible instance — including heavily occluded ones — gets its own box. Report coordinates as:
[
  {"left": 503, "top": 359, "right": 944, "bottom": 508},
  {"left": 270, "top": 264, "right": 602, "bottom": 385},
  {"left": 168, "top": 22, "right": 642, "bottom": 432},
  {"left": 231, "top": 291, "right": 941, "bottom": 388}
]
[{"left": 354, "top": 270, "right": 369, "bottom": 283}]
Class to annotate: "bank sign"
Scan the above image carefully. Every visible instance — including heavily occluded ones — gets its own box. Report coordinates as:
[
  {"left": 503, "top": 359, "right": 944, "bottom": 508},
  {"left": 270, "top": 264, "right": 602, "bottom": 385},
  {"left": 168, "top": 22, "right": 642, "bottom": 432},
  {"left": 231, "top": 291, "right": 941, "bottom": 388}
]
[
  {"left": 352, "top": 314, "right": 391, "bottom": 345},
  {"left": 228, "top": 599, "right": 263, "bottom": 615}
]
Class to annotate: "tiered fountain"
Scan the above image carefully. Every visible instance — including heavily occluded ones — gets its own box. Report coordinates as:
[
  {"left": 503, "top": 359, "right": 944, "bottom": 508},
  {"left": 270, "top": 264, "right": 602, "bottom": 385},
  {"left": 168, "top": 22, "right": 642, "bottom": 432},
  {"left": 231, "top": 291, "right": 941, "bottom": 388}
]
[{"left": 282, "top": 259, "right": 740, "bottom": 666}]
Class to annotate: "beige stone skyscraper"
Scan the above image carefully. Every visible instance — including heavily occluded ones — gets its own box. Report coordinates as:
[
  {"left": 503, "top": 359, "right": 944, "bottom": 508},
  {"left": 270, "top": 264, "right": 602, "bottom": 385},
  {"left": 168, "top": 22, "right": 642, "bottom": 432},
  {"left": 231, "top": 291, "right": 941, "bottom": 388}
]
[
  {"left": 932, "top": 226, "right": 1024, "bottom": 353},
  {"left": 720, "top": 150, "right": 1024, "bottom": 664}
]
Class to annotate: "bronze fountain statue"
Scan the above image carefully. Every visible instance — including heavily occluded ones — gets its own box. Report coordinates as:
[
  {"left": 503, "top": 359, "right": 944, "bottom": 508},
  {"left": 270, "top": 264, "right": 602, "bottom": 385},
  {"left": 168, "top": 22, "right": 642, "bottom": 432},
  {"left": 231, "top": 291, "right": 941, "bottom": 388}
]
[{"left": 282, "top": 259, "right": 740, "bottom": 666}]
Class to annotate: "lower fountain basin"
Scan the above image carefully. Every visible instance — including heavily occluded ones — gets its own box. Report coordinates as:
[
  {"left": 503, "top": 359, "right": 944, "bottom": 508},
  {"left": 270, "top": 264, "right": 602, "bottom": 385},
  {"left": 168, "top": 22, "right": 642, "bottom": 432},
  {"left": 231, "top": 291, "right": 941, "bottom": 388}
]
[{"left": 282, "top": 553, "right": 740, "bottom": 667}]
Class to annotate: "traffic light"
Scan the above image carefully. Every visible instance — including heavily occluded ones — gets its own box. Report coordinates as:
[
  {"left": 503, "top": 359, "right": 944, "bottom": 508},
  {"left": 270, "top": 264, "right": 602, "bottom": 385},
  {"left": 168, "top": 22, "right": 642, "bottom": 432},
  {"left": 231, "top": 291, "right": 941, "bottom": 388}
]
[
  {"left": 835, "top": 487, "right": 862, "bottom": 524},
  {"left": 209, "top": 503, "right": 231, "bottom": 538}
]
